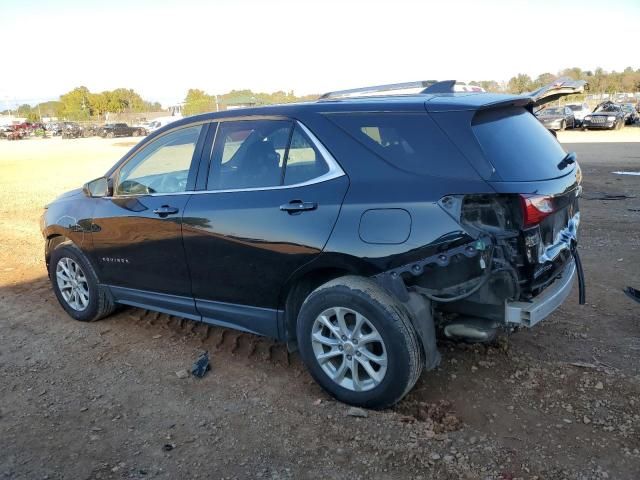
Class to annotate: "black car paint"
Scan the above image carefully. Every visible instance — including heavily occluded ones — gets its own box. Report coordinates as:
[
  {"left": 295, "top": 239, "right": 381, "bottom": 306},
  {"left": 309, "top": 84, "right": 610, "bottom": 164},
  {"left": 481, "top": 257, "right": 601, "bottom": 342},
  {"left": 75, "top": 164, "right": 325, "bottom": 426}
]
[
  {"left": 42, "top": 93, "right": 579, "bottom": 342},
  {"left": 582, "top": 101, "right": 625, "bottom": 130},
  {"left": 99, "top": 123, "right": 145, "bottom": 138}
]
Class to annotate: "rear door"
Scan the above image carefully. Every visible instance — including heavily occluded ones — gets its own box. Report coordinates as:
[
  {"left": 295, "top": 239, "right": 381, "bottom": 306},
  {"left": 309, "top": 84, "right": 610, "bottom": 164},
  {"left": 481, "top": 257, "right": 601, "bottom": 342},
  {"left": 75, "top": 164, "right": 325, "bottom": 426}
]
[{"left": 182, "top": 118, "right": 348, "bottom": 337}]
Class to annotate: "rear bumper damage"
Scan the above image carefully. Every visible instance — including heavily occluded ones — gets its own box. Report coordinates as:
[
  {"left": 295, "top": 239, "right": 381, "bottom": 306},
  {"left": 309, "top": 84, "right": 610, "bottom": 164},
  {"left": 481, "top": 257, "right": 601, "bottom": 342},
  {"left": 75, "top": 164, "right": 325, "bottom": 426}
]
[{"left": 505, "top": 258, "right": 576, "bottom": 327}]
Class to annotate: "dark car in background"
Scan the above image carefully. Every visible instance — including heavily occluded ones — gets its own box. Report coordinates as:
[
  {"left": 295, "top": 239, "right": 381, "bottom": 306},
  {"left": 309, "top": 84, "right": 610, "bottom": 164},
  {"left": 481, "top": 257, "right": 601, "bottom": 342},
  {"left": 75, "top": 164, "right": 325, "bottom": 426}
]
[
  {"left": 61, "top": 122, "right": 84, "bottom": 139},
  {"left": 582, "top": 101, "right": 626, "bottom": 130},
  {"left": 620, "top": 103, "right": 639, "bottom": 125},
  {"left": 535, "top": 106, "right": 575, "bottom": 130},
  {"left": 41, "top": 79, "right": 586, "bottom": 408},
  {"left": 98, "top": 123, "right": 147, "bottom": 138},
  {"left": 46, "top": 122, "right": 63, "bottom": 136}
]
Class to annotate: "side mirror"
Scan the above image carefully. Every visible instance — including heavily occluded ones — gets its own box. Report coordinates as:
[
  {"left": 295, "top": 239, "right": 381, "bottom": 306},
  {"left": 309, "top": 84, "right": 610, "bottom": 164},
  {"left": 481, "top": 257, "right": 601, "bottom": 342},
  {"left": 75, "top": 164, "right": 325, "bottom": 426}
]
[{"left": 83, "top": 176, "right": 113, "bottom": 197}]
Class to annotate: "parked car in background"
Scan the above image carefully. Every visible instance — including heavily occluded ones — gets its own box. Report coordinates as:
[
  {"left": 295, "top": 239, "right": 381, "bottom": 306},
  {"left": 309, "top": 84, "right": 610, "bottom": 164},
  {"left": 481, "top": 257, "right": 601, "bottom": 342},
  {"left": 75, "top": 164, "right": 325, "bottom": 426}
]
[
  {"left": 535, "top": 106, "right": 575, "bottom": 130},
  {"left": 61, "top": 122, "right": 83, "bottom": 139},
  {"left": 582, "top": 101, "right": 626, "bottom": 130},
  {"left": 41, "top": 78, "right": 586, "bottom": 408},
  {"left": 620, "top": 103, "right": 639, "bottom": 125},
  {"left": 46, "top": 123, "right": 63, "bottom": 136},
  {"left": 82, "top": 124, "right": 100, "bottom": 137},
  {"left": 145, "top": 116, "right": 182, "bottom": 134},
  {"left": 566, "top": 103, "right": 590, "bottom": 127},
  {"left": 97, "top": 123, "right": 147, "bottom": 138},
  {"left": 0, "top": 125, "right": 25, "bottom": 140}
]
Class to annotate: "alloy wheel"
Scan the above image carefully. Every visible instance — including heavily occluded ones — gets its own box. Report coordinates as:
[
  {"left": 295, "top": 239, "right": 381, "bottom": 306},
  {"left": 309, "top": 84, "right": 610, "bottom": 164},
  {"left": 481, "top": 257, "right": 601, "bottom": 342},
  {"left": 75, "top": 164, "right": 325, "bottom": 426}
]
[
  {"left": 55, "top": 257, "right": 90, "bottom": 311},
  {"left": 311, "top": 306, "right": 388, "bottom": 392}
]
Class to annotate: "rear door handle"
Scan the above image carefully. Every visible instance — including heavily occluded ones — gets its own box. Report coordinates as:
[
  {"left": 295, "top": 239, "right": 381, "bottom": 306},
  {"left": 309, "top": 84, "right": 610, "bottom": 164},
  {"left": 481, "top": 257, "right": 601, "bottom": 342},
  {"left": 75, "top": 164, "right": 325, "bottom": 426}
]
[
  {"left": 280, "top": 200, "right": 318, "bottom": 213},
  {"left": 153, "top": 205, "right": 179, "bottom": 217}
]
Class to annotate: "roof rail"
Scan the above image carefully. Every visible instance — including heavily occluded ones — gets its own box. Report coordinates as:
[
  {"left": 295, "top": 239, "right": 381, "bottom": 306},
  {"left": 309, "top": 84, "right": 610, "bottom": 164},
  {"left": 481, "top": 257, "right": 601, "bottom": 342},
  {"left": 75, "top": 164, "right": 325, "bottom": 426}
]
[{"left": 319, "top": 80, "right": 457, "bottom": 100}]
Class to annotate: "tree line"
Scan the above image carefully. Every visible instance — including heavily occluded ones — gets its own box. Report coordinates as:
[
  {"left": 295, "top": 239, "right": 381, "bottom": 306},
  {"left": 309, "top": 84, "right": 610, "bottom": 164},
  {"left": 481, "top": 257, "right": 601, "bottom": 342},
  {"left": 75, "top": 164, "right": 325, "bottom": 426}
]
[
  {"left": 183, "top": 67, "right": 640, "bottom": 116},
  {"left": 183, "top": 89, "right": 319, "bottom": 116},
  {"left": 4, "top": 66, "right": 639, "bottom": 122},
  {"left": 5, "top": 87, "right": 163, "bottom": 122},
  {"left": 502, "top": 66, "right": 640, "bottom": 94}
]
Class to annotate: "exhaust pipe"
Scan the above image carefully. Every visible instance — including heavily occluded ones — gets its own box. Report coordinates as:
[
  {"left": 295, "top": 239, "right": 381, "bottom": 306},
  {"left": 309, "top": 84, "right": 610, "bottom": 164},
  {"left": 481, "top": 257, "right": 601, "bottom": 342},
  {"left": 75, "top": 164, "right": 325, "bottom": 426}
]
[{"left": 443, "top": 317, "right": 499, "bottom": 343}]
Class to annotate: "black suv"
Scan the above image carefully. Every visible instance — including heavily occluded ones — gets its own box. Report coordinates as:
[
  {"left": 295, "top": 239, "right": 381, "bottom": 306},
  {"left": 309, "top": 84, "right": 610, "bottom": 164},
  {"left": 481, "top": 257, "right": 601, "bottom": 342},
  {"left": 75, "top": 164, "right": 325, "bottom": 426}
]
[
  {"left": 98, "top": 123, "right": 146, "bottom": 138},
  {"left": 42, "top": 80, "right": 586, "bottom": 408}
]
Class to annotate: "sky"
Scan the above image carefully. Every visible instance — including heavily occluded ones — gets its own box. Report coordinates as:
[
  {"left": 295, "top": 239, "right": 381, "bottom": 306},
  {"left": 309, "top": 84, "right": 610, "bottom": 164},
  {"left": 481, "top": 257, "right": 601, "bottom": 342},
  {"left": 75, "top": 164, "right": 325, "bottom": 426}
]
[{"left": 1, "top": 0, "right": 638, "bottom": 108}]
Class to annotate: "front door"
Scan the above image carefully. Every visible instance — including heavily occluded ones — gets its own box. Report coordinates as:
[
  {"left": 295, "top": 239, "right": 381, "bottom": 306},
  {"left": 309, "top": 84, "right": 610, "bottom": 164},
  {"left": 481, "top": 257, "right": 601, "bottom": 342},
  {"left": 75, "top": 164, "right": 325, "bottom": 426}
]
[
  {"left": 90, "top": 124, "right": 205, "bottom": 312},
  {"left": 182, "top": 119, "right": 349, "bottom": 337}
]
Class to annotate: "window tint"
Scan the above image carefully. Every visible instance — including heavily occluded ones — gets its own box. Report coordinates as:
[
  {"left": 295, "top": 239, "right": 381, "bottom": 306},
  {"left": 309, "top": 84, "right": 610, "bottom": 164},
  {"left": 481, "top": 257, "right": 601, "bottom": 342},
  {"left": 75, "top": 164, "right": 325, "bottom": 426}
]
[
  {"left": 327, "top": 112, "right": 476, "bottom": 177},
  {"left": 208, "top": 120, "right": 292, "bottom": 190},
  {"left": 283, "top": 126, "right": 329, "bottom": 185},
  {"left": 116, "top": 125, "right": 202, "bottom": 195},
  {"left": 472, "top": 107, "right": 567, "bottom": 181}
]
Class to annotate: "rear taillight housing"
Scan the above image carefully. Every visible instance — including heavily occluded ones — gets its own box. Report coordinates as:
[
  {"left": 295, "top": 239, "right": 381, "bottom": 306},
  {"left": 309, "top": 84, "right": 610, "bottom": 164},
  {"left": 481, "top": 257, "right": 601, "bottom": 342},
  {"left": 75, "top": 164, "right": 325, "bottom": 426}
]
[{"left": 520, "top": 194, "right": 554, "bottom": 227}]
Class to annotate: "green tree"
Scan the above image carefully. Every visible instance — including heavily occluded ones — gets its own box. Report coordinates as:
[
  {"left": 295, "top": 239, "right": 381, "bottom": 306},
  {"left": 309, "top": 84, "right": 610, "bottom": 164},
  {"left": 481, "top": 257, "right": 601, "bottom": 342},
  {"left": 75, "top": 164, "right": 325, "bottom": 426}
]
[
  {"left": 183, "top": 89, "right": 215, "bottom": 116},
  {"left": 507, "top": 74, "right": 533, "bottom": 93},
  {"left": 37, "top": 101, "right": 64, "bottom": 118},
  {"left": 533, "top": 73, "right": 555, "bottom": 89},
  {"left": 469, "top": 80, "right": 501, "bottom": 92},
  {"left": 16, "top": 104, "right": 33, "bottom": 118},
  {"left": 60, "top": 86, "right": 91, "bottom": 120}
]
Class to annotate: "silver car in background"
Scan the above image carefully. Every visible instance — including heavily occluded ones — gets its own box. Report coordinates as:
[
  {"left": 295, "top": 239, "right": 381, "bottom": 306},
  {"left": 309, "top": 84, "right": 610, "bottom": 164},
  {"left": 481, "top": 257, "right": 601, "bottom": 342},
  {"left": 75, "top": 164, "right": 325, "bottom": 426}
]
[{"left": 566, "top": 103, "right": 590, "bottom": 127}]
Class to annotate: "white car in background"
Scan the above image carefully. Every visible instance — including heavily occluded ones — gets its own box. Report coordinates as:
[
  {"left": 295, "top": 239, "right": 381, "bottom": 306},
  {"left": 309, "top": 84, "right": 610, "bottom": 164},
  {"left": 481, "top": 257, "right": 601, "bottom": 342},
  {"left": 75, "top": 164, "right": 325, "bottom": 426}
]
[
  {"left": 566, "top": 103, "right": 590, "bottom": 127},
  {"left": 146, "top": 116, "right": 182, "bottom": 134}
]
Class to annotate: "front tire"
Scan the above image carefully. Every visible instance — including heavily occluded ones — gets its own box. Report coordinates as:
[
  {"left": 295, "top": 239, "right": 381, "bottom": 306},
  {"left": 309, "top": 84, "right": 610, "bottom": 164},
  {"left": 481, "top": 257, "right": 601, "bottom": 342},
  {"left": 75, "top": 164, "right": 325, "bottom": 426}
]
[
  {"left": 297, "top": 276, "right": 424, "bottom": 409},
  {"left": 49, "top": 243, "right": 115, "bottom": 322}
]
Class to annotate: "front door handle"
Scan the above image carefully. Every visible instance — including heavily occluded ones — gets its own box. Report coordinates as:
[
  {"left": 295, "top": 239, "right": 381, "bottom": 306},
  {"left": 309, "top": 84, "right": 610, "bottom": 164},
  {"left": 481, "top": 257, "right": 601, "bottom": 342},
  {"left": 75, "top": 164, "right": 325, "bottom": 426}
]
[
  {"left": 280, "top": 200, "right": 318, "bottom": 214},
  {"left": 153, "top": 205, "right": 179, "bottom": 217}
]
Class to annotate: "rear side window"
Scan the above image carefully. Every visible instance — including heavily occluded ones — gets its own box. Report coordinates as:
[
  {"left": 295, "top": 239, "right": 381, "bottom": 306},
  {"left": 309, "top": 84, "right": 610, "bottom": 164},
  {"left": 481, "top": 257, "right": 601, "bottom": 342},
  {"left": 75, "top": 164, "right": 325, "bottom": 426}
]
[
  {"left": 327, "top": 112, "right": 477, "bottom": 178},
  {"left": 283, "top": 126, "right": 329, "bottom": 185},
  {"left": 472, "top": 107, "right": 567, "bottom": 181}
]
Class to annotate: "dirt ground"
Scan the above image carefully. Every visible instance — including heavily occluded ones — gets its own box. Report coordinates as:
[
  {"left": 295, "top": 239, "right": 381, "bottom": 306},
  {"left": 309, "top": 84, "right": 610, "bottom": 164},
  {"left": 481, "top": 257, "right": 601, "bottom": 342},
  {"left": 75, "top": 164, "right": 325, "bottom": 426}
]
[{"left": 1, "top": 130, "right": 639, "bottom": 480}]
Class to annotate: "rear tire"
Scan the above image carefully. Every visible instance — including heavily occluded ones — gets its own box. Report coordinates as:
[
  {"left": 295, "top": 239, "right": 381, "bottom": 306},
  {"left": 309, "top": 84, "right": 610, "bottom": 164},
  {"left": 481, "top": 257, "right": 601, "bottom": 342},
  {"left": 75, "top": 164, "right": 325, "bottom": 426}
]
[
  {"left": 296, "top": 276, "right": 424, "bottom": 409},
  {"left": 49, "top": 243, "right": 116, "bottom": 322}
]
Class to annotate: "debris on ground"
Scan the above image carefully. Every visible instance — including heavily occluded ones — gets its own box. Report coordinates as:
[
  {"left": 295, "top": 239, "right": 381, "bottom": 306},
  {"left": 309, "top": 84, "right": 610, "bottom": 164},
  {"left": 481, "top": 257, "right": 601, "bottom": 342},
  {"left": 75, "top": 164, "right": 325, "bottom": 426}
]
[
  {"left": 623, "top": 286, "right": 640, "bottom": 304},
  {"left": 345, "top": 407, "right": 369, "bottom": 418},
  {"left": 191, "top": 351, "right": 211, "bottom": 378},
  {"left": 175, "top": 369, "right": 189, "bottom": 379}
]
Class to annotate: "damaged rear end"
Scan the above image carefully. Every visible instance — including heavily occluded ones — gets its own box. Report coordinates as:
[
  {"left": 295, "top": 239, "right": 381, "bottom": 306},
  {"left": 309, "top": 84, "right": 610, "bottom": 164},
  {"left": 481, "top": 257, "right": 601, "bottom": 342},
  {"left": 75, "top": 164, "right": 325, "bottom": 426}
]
[{"left": 400, "top": 97, "right": 585, "bottom": 342}]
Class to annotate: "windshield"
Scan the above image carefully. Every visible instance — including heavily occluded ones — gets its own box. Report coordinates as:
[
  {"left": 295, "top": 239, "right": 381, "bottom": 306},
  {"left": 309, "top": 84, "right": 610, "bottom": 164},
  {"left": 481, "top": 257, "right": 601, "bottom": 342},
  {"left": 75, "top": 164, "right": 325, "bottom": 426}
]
[{"left": 567, "top": 105, "right": 582, "bottom": 111}]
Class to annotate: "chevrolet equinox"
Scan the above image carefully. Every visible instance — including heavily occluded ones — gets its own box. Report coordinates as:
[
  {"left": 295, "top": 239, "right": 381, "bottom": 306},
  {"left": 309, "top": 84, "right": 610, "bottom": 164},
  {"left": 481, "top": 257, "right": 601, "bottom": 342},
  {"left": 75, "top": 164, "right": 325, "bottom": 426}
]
[{"left": 42, "top": 79, "right": 586, "bottom": 408}]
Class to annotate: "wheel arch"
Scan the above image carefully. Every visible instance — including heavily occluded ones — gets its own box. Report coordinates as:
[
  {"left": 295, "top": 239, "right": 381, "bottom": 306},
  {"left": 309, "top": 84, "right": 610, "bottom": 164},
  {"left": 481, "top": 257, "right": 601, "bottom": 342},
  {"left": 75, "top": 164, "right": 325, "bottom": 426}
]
[
  {"left": 45, "top": 233, "right": 71, "bottom": 268},
  {"left": 278, "top": 254, "right": 377, "bottom": 349}
]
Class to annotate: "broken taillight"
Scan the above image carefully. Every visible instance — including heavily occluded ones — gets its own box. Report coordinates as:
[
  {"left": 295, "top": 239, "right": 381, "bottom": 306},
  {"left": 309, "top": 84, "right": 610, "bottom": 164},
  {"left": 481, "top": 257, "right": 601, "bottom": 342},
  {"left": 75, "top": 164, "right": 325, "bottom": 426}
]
[{"left": 520, "top": 194, "right": 554, "bottom": 227}]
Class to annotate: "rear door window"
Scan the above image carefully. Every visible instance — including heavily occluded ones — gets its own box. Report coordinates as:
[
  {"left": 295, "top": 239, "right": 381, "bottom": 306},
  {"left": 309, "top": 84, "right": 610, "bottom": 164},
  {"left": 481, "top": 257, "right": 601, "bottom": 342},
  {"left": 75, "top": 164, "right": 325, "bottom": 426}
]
[
  {"left": 208, "top": 120, "right": 292, "bottom": 190},
  {"left": 472, "top": 107, "right": 568, "bottom": 181}
]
